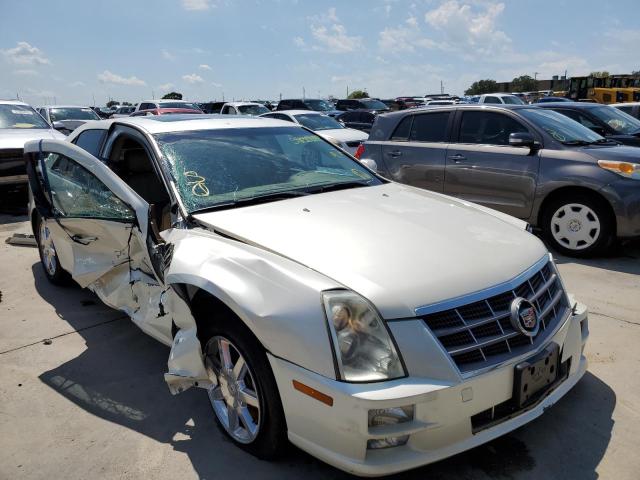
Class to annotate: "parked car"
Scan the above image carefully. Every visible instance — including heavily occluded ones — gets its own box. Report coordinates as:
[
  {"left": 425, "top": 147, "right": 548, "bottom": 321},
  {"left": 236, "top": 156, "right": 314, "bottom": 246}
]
[
  {"left": 424, "top": 100, "right": 456, "bottom": 106},
  {"left": 220, "top": 102, "right": 270, "bottom": 116},
  {"left": 538, "top": 102, "right": 640, "bottom": 147},
  {"left": 276, "top": 98, "right": 340, "bottom": 116},
  {"left": 476, "top": 94, "right": 525, "bottom": 105},
  {"left": 130, "top": 108, "right": 204, "bottom": 117},
  {"left": 198, "top": 102, "right": 226, "bottom": 114},
  {"left": 90, "top": 106, "right": 112, "bottom": 119},
  {"left": 36, "top": 105, "right": 101, "bottom": 135},
  {"left": 359, "top": 104, "right": 640, "bottom": 256},
  {"left": 335, "top": 98, "right": 390, "bottom": 113},
  {"left": 535, "top": 97, "right": 573, "bottom": 104},
  {"left": 336, "top": 110, "right": 377, "bottom": 133},
  {"left": 110, "top": 105, "right": 136, "bottom": 117},
  {"left": 0, "top": 101, "right": 65, "bottom": 189},
  {"left": 260, "top": 110, "right": 367, "bottom": 155},
  {"left": 613, "top": 102, "right": 640, "bottom": 120},
  {"left": 25, "top": 114, "right": 588, "bottom": 477},
  {"left": 134, "top": 100, "right": 202, "bottom": 112}
]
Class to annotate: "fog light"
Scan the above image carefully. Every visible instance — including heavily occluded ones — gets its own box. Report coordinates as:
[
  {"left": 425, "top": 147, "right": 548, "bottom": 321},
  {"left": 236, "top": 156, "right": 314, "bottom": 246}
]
[
  {"left": 367, "top": 435, "right": 409, "bottom": 450},
  {"left": 368, "top": 405, "right": 414, "bottom": 427}
]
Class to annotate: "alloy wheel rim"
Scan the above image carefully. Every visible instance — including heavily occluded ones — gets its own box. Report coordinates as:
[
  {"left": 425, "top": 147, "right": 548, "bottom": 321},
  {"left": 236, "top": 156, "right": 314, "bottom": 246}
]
[
  {"left": 39, "top": 221, "right": 57, "bottom": 276},
  {"left": 205, "top": 336, "right": 261, "bottom": 444},
  {"left": 551, "top": 203, "right": 601, "bottom": 251}
]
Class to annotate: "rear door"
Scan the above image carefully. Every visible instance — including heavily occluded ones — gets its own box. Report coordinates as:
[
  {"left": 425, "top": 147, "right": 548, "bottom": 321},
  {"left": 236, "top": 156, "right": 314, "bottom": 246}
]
[
  {"left": 25, "top": 139, "right": 173, "bottom": 344},
  {"left": 444, "top": 109, "right": 540, "bottom": 219},
  {"left": 379, "top": 111, "right": 452, "bottom": 192}
]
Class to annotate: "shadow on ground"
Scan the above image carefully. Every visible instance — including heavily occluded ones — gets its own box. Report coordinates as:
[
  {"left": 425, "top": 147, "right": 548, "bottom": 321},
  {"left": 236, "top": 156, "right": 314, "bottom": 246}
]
[
  {"left": 550, "top": 237, "right": 640, "bottom": 276},
  {"left": 33, "top": 262, "right": 615, "bottom": 479}
]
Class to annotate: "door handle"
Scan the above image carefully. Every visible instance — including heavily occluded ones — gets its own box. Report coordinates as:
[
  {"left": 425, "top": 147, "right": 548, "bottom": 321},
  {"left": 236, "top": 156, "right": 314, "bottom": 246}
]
[
  {"left": 388, "top": 150, "right": 403, "bottom": 157},
  {"left": 71, "top": 234, "right": 98, "bottom": 244},
  {"left": 448, "top": 154, "right": 466, "bottom": 163}
]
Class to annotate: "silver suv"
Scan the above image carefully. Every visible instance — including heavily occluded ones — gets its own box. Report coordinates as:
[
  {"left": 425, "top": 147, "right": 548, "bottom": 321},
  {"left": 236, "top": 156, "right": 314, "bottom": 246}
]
[{"left": 359, "top": 104, "right": 640, "bottom": 256}]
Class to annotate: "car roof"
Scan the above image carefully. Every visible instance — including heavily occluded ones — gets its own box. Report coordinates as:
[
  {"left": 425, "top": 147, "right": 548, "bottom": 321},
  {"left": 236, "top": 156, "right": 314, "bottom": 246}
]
[
  {"left": 536, "top": 102, "right": 602, "bottom": 109},
  {"left": 271, "top": 110, "right": 322, "bottom": 116},
  {"left": 70, "top": 114, "right": 299, "bottom": 136},
  {"left": 38, "top": 105, "right": 92, "bottom": 109},
  {"left": 613, "top": 102, "right": 640, "bottom": 106},
  {"left": 223, "top": 102, "right": 262, "bottom": 107},
  {"left": 0, "top": 100, "right": 30, "bottom": 106}
]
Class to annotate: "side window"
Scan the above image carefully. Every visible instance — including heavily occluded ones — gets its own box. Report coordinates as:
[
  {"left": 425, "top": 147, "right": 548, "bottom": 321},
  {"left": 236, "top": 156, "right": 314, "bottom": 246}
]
[
  {"left": 390, "top": 116, "right": 413, "bottom": 141},
  {"left": 73, "top": 129, "right": 107, "bottom": 157},
  {"left": 229, "top": 107, "right": 238, "bottom": 115},
  {"left": 276, "top": 114, "right": 294, "bottom": 122},
  {"left": 459, "top": 111, "right": 528, "bottom": 146},
  {"left": 42, "top": 153, "right": 134, "bottom": 220},
  {"left": 484, "top": 96, "right": 501, "bottom": 104},
  {"left": 409, "top": 112, "right": 451, "bottom": 142},
  {"left": 138, "top": 103, "right": 150, "bottom": 110},
  {"left": 617, "top": 106, "right": 633, "bottom": 115}
]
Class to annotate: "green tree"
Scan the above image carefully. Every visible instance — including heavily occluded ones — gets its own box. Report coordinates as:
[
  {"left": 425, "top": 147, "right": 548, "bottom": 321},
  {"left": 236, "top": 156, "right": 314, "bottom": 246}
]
[
  {"left": 589, "top": 71, "right": 610, "bottom": 78},
  {"left": 347, "top": 89, "right": 369, "bottom": 99},
  {"left": 162, "top": 91, "right": 183, "bottom": 100},
  {"left": 464, "top": 79, "right": 498, "bottom": 95},
  {"left": 106, "top": 100, "right": 119, "bottom": 108},
  {"left": 510, "top": 75, "right": 538, "bottom": 92}
]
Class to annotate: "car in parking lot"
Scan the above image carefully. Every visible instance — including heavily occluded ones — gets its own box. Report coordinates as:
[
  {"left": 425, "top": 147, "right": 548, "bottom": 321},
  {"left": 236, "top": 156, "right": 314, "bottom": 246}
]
[
  {"left": 220, "top": 102, "right": 270, "bottom": 116},
  {"left": 359, "top": 104, "right": 640, "bottom": 256},
  {"left": 198, "top": 101, "right": 226, "bottom": 114},
  {"left": 130, "top": 108, "right": 204, "bottom": 117},
  {"left": 0, "top": 100, "right": 65, "bottom": 188},
  {"left": 613, "top": 102, "right": 640, "bottom": 120},
  {"left": 110, "top": 105, "right": 136, "bottom": 117},
  {"left": 336, "top": 98, "right": 390, "bottom": 113},
  {"left": 336, "top": 109, "right": 378, "bottom": 133},
  {"left": 36, "top": 105, "right": 102, "bottom": 135},
  {"left": 135, "top": 100, "right": 203, "bottom": 112},
  {"left": 476, "top": 93, "right": 525, "bottom": 105},
  {"left": 24, "top": 114, "right": 588, "bottom": 477},
  {"left": 538, "top": 102, "right": 640, "bottom": 147},
  {"left": 276, "top": 98, "right": 340, "bottom": 116},
  {"left": 260, "top": 110, "right": 367, "bottom": 154}
]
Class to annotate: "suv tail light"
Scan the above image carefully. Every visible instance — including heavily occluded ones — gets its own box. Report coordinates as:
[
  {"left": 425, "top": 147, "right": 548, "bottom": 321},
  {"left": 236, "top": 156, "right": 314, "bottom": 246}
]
[{"left": 354, "top": 143, "right": 365, "bottom": 159}]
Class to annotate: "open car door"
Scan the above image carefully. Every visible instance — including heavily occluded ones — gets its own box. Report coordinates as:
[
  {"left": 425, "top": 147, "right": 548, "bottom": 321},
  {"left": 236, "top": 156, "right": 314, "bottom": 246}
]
[{"left": 24, "top": 138, "right": 175, "bottom": 344}]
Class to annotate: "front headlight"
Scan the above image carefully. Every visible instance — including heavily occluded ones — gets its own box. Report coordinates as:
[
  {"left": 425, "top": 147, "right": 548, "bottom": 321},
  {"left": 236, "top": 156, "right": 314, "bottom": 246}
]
[
  {"left": 322, "top": 290, "right": 406, "bottom": 382},
  {"left": 598, "top": 160, "right": 640, "bottom": 179}
]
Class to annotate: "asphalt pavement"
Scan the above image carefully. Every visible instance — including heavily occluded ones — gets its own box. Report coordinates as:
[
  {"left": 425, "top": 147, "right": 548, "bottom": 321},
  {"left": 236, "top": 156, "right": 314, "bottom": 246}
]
[{"left": 0, "top": 210, "right": 638, "bottom": 480}]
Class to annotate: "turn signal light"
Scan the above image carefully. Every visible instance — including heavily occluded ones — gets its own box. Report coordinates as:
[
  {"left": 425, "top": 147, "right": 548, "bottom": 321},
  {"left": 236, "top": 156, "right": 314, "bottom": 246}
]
[{"left": 292, "top": 380, "right": 333, "bottom": 406}]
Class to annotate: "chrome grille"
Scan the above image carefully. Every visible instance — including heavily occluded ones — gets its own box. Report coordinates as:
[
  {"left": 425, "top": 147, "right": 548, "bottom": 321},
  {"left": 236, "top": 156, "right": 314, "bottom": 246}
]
[{"left": 421, "top": 261, "right": 569, "bottom": 374}]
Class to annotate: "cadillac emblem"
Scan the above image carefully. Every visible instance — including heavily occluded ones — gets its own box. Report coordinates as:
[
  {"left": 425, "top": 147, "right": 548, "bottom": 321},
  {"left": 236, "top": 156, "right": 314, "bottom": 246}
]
[{"left": 510, "top": 297, "right": 539, "bottom": 337}]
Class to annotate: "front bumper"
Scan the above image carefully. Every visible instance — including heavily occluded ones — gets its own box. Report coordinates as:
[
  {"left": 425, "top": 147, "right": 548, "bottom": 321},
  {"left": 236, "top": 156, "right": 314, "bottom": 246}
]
[
  {"left": 599, "top": 179, "right": 640, "bottom": 238},
  {"left": 268, "top": 302, "right": 588, "bottom": 477}
]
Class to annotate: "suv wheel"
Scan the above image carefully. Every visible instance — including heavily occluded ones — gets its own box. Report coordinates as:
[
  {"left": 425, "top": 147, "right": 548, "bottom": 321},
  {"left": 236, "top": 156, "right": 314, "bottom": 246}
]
[{"left": 542, "top": 194, "right": 613, "bottom": 257}]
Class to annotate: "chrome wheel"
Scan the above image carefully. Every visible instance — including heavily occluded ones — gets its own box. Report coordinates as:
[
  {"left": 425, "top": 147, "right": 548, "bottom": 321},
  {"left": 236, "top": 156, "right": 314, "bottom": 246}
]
[
  {"left": 39, "top": 220, "right": 58, "bottom": 276},
  {"left": 205, "top": 336, "right": 261, "bottom": 444},
  {"left": 550, "top": 203, "right": 601, "bottom": 251}
]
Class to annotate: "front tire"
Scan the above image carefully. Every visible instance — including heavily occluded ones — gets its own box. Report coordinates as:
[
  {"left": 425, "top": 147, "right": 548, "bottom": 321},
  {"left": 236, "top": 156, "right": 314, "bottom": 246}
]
[
  {"left": 34, "top": 213, "right": 71, "bottom": 285},
  {"left": 541, "top": 194, "right": 613, "bottom": 257},
  {"left": 202, "top": 315, "right": 287, "bottom": 459}
]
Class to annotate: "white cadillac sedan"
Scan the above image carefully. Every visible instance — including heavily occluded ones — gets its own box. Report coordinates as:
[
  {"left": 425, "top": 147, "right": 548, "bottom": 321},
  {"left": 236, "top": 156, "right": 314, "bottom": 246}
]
[{"left": 25, "top": 115, "right": 588, "bottom": 477}]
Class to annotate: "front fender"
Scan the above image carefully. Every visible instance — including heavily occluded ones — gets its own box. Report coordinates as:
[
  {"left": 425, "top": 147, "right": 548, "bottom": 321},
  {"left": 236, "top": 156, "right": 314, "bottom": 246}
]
[{"left": 164, "top": 227, "right": 340, "bottom": 380}]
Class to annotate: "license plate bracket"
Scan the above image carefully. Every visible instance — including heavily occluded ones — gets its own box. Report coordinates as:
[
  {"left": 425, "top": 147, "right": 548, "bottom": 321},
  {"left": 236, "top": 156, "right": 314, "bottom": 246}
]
[{"left": 513, "top": 344, "right": 560, "bottom": 408}]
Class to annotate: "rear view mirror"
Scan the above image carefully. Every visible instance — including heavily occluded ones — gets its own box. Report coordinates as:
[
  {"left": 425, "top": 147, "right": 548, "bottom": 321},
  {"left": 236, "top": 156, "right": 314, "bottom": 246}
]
[{"left": 509, "top": 132, "right": 536, "bottom": 148}]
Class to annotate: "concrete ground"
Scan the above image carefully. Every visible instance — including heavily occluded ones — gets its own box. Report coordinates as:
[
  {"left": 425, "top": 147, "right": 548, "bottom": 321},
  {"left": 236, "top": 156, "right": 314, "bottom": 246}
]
[{"left": 0, "top": 211, "right": 639, "bottom": 480}]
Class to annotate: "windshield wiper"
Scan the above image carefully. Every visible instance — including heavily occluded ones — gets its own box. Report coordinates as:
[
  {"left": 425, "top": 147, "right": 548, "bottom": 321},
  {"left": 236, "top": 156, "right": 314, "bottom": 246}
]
[
  {"left": 562, "top": 140, "right": 591, "bottom": 146},
  {"left": 308, "top": 180, "right": 371, "bottom": 194},
  {"left": 190, "top": 190, "right": 310, "bottom": 214}
]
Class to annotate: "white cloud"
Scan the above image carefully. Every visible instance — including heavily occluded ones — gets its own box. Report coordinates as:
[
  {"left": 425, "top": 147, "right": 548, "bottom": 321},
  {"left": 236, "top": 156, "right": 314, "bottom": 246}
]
[
  {"left": 199, "top": 64, "right": 212, "bottom": 71},
  {"left": 424, "top": 1, "right": 510, "bottom": 54},
  {"left": 97, "top": 70, "right": 146, "bottom": 86},
  {"left": 1, "top": 41, "right": 50, "bottom": 65},
  {"left": 293, "top": 36, "right": 306, "bottom": 47},
  {"left": 181, "top": 0, "right": 211, "bottom": 10},
  {"left": 379, "top": 17, "right": 437, "bottom": 53},
  {"left": 157, "top": 83, "right": 174, "bottom": 91},
  {"left": 70, "top": 81, "right": 85, "bottom": 87},
  {"left": 182, "top": 73, "right": 204, "bottom": 84},
  {"left": 311, "top": 24, "right": 362, "bottom": 53},
  {"left": 162, "top": 49, "right": 176, "bottom": 61},
  {"left": 211, "top": 81, "right": 222, "bottom": 88}
]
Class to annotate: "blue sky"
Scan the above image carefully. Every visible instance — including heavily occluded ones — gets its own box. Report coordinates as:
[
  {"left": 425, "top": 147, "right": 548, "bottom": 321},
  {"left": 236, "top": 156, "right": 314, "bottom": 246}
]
[{"left": 1, "top": 0, "right": 638, "bottom": 105}]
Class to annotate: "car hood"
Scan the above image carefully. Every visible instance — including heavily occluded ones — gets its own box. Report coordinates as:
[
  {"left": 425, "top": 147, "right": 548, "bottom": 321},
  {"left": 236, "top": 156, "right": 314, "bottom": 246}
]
[
  {"left": 193, "top": 183, "right": 547, "bottom": 319},
  {"left": 580, "top": 144, "right": 640, "bottom": 161},
  {"left": 317, "top": 128, "right": 368, "bottom": 143},
  {"left": 0, "top": 128, "right": 65, "bottom": 149}
]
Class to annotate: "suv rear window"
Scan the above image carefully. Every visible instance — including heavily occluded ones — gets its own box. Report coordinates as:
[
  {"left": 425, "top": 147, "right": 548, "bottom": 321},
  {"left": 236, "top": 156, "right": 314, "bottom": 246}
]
[{"left": 409, "top": 112, "right": 451, "bottom": 142}]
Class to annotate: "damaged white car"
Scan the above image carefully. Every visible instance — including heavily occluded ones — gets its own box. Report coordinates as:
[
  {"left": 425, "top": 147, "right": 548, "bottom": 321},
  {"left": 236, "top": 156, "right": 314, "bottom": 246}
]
[{"left": 25, "top": 115, "right": 589, "bottom": 477}]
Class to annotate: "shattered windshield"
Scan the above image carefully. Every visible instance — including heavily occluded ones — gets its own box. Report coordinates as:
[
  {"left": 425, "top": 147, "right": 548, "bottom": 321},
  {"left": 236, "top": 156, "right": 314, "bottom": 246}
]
[{"left": 154, "top": 126, "right": 381, "bottom": 213}]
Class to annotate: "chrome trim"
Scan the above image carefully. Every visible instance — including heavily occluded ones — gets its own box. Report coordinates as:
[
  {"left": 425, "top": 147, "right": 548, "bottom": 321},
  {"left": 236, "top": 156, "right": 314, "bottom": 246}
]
[{"left": 414, "top": 254, "right": 550, "bottom": 317}]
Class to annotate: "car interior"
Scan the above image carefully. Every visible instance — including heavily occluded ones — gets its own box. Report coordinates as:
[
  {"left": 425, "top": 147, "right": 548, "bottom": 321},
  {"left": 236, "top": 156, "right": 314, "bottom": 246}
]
[{"left": 106, "top": 135, "right": 172, "bottom": 234}]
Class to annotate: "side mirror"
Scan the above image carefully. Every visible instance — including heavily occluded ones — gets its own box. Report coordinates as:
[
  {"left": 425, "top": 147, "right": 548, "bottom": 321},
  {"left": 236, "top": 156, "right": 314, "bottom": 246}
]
[
  {"left": 509, "top": 132, "right": 536, "bottom": 148},
  {"left": 52, "top": 121, "right": 65, "bottom": 130},
  {"left": 589, "top": 126, "right": 607, "bottom": 137},
  {"left": 360, "top": 158, "right": 378, "bottom": 172}
]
